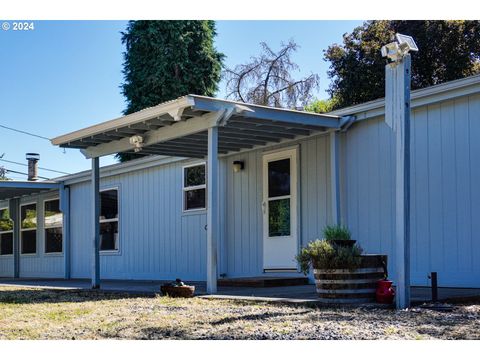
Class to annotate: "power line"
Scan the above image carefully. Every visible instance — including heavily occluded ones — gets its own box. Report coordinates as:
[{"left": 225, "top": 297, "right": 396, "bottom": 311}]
[
  {"left": 4, "top": 168, "right": 50, "bottom": 181},
  {"left": 0, "top": 124, "right": 50, "bottom": 141},
  {"left": 0, "top": 158, "right": 69, "bottom": 175}
]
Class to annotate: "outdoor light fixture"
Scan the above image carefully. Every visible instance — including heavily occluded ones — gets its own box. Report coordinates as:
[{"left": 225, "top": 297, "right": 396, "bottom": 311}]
[
  {"left": 129, "top": 135, "right": 144, "bottom": 152},
  {"left": 233, "top": 160, "right": 244, "bottom": 173},
  {"left": 381, "top": 33, "right": 418, "bottom": 62}
]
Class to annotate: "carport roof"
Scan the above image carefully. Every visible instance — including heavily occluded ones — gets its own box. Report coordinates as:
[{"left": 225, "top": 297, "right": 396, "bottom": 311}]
[
  {"left": 0, "top": 181, "right": 62, "bottom": 201},
  {"left": 51, "top": 95, "right": 342, "bottom": 159}
]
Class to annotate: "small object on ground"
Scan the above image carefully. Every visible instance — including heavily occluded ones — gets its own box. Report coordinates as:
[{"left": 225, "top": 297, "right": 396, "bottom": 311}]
[
  {"left": 419, "top": 302, "right": 454, "bottom": 312},
  {"left": 160, "top": 278, "right": 195, "bottom": 298},
  {"left": 376, "top": 279, "right": 395, "bottom": 304}
]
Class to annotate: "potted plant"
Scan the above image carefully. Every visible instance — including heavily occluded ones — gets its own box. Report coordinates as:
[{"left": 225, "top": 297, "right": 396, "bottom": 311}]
[
  {"left": 296, "top": 225, "right": 387, "bottom": 303},
  {"left": 322, "top": 224, "right": 356, "bottom": 248},
  {"left": 160, "top": 278, "right": 195, "bottom": 298}
]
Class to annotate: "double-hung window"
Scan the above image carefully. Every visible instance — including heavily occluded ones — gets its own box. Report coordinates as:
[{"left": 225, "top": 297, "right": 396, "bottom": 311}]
[
  {"left": 21, "top": 203, "right": 37, "bottom": 254},
  {"left": 100, "top": 189, "right": 119, "bottom": 251},
  {"left": 44, "top": 199, "right": 63, "bottom": 253},
  {"left": 183, "top": 163, "right": 206, "bottom": 211},
  {"left": 0, "top": 208, "right": 13, "bottom": 256}
]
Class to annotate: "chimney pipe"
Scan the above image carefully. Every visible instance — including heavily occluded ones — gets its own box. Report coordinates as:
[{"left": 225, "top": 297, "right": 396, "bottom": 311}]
[{"left": 26, "top": 153, "right": 40, "bottom": 181}]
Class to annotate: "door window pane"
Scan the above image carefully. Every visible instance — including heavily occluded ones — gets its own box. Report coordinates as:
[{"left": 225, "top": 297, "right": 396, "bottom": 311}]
[
  {"left": 21, "top": 204, "right": 37, "bottom": 229},
  {"left": 21, "top": 230, "right": 36, "bottom": 254},
  {"left": 185, "top": 188, "right": 206, "bottom": 210},
  {"left": 268, "top": 198, "right": 291, "bottom": 237},
  {"left": 101, "top": 190, "right": 118, "bottom": 220},
  {"left": 0, "top": 209, "right": 13, "bottom": 232},
  {"left": 184, "top": 165, "right": 206, "bottom": 187},
  {"left": 0, "top": 233, "right": 13, "bottom": 255},
  {"left": 268, "top": 159, "right": 291, "bottom": 198},
  {"left": 45, "top": 228, "right": 63, "bottom": 253},
  {"left": 45, "top": 199, "right": 62, "bottom": 228},
  {"left": 100, "top": 221, "right": 118, "bottom": 251}
]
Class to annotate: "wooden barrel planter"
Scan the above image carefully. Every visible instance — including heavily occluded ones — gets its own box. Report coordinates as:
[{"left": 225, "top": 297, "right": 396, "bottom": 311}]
[{"left": 313, "top": 255, "right": 387, "bottom": 304}]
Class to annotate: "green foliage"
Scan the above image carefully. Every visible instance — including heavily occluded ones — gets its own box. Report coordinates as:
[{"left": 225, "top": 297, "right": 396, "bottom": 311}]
[
  {"left": 322, "top": 225, "right": 351, "bottom": 241},
  {"left": 304, "top": 97, "right": 339, "bottom": 114},
  {"left": 324, "top": 20, "right": 480, "bottom": 109},
  {"left": 296, "top": 239, "right": 363, "bottom": 275},
  {"left": 118, "top": 20, "right": 225, "bottom": 162}
]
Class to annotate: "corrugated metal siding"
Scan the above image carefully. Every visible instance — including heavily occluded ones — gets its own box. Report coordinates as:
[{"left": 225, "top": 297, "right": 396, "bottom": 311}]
[
  {"left": 69, "top": 160, "right": 207, "bottom": 281},
  {"left": 341, "top": 93, "right": 480, "bottom": 287},
  {"left": 224, "top": 135, "right": 332, "bottom": 278}
]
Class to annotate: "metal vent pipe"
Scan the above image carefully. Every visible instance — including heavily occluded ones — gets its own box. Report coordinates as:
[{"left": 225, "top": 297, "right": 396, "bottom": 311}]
[{"left": 26, "top": 153, "right": 40, "bottom": 181}]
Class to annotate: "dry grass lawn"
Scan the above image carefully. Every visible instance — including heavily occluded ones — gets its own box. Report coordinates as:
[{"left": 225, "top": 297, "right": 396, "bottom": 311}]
[{"left": 0, "top": 286, "right": 479, "bottom": 340}]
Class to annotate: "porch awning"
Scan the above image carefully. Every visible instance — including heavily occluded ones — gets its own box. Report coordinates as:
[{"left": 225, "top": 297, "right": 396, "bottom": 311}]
[
  {"left": 0, "top": 181, "right": 62, "bottom": 201},
  {"left": 51, "top": 95, "right": 342, "bottom": 158}
]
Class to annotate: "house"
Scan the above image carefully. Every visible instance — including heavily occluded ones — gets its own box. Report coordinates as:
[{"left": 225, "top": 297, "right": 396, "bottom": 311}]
[{"left": 1, "top": 74, "right": 479, "bottom": 291}]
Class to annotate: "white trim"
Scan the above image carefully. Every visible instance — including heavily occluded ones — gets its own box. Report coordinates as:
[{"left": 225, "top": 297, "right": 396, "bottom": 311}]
[
  {"left": 99, "top": 187, "right": 120, "bottom": 254},
  {"left": 182, "top": 161, "right": 207, "bottom": 213},
  {"left": 19, "top": 201, "right": 37, "bottom": 256},
  {"left": 43, "top": 197, "right": 63, "bottom": 255}
]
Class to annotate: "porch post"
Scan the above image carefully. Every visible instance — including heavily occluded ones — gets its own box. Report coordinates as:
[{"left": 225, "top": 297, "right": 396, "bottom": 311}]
[
  {"left": 394, "top": 55, "right": 411, "bottom": 309},
  {"left": 91, "top": 157, "right": 100, "bottom": 288},
  {"left": 206, "top": 126, "right": 219, "bottom": 294},
  {"left": 60, "top": 185, "right": 71, "bottom": 279},
  {"left": 8, "top": 198, "right": 20, "bottom": 278},
  {"left": 329, "top": 131, "right": 341, "bottom": 225}
]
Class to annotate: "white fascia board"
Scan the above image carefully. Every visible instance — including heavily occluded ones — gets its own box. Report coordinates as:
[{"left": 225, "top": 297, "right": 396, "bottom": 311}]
[
  {"left": 330, "top": 75, "right": 480, "bottom": 120},
  {"left": 51, "top": 96, "right": 195, "bottom": 146},
  {"left": 81, "top": 110, "right": 225, "bottom": 159}
]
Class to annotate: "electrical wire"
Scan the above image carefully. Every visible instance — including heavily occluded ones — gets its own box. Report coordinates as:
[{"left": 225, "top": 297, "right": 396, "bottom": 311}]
[
  {"left": 0, "top": 158, "right": 69, "bottom": 175},
  {"left": 4, "top": 168, "right": 50, "bottom": 180},
  {"left": 0, "top": 124, "right": 50, "bottom": 141}
]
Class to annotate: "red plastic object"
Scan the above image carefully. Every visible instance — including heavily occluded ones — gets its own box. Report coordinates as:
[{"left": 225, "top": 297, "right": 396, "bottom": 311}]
[{"left": 376, "top": 279, "right": 395, "bottom": 304}]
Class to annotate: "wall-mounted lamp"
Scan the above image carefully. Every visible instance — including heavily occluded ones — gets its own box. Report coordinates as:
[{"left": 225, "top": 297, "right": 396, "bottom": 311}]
[{"left": 233, "top": 160, "right": 245, "bottom": 173}]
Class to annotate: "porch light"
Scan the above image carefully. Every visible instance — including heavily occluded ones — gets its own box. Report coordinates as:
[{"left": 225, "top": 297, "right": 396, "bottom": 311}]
[{"left": 233, "top": 160, "right": 244, "bottom": 173}]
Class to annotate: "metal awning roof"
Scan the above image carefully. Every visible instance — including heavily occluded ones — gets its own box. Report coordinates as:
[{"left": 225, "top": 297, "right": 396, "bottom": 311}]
[
  {"left": 51, "top": 95, "right": 342, "bottom": 159},
  {"left": 0, "top": 181, "right": 62, "bottom": 201}
]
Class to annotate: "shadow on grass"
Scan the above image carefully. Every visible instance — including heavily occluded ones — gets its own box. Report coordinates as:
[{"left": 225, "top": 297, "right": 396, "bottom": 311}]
[{"left": 0, "top": 288, "right": 155, "bottom": 305}]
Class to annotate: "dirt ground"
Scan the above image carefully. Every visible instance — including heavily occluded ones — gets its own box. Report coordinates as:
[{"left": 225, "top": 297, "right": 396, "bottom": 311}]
[{"left": 0, "top": 286, "right": 479, "bottom": 340}]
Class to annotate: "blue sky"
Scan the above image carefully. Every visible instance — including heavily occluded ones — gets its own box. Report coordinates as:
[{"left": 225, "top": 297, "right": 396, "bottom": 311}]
[{"left": 0, "top": 20, "right": 363, "bottom": 178}]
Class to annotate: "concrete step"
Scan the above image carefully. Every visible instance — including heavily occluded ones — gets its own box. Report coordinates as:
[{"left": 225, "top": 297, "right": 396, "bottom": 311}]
[{"left": 218, "top": 276, "right": 309, "bottom": 288}]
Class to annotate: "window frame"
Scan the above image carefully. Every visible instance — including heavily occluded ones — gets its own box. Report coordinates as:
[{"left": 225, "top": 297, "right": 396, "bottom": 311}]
[
  {"left": 20, "top": 201, "right": 37, "bottom": 256},
  {"left": 43, "top": 197, "right": 63, "bottom": 255},
  {"left": 99, "top": 187, "right": 120, "bottom": 254},
  {"left": 0, "top": 207, "right": 14, "bottom": 257},
  {"left": 182, "top": 162, "right": 207, "bottom": 213}
]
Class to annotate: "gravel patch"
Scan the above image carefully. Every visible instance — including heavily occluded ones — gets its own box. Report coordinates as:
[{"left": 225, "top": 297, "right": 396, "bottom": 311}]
[{"left": 0, "top": 286, "right": 479, "bottom": 340}]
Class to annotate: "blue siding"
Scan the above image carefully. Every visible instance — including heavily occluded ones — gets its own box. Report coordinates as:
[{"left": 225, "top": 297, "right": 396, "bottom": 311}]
[{"left": 341, "top": 93, "right": 480, "bottom": 287}]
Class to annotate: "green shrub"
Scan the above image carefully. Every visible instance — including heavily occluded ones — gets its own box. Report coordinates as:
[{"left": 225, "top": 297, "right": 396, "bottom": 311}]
[
  {"left": 322, "top": 225, "right": 351, "bottom": 241},
  {"left": 296, "top": 239, "right": 363, "bottom": 275}
]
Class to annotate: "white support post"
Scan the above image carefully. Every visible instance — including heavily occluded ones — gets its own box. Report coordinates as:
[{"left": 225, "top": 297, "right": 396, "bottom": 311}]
[
  {"left": 330, "top": 131, "right": 341, "bottom": 225},
  {"left": 91, "top": 157, "right": 100, "bottom": 289},
  {"left": 60, "top": 186, "right": 71, "bottom": 279},
  {"left": 206, "top": 126, "right": 219, "bottom": 294},
  {"left": 386, "top": 55, "right": 411, "bottom": 309},
  {"left": 8, "top": 198, "right": 20, "bottom": 278}
]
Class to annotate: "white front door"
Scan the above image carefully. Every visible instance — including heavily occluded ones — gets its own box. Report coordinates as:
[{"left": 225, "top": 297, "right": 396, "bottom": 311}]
[{"left": 262, "top": 148, "right": 298, "bottom": 271}]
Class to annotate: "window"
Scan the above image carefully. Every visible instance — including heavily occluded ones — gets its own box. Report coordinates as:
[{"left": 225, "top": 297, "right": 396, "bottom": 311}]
[
  {"left": 44, "top": 199, "right": 63, "bottom": 253},
  {"left": 183, "top": 163, "right": 206, "bottom": 211},
  {"left": 0, "top": 208, "right": 13, "bottom": 256},
  {"left": 21, "top": 203, "right": 37, "bottom": 254},
  {"left": 100, "top": 189, "right": 119, "bottom": 251}
]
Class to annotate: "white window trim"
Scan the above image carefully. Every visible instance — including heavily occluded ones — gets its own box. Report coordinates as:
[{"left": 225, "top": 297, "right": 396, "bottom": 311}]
[
  {"left": 99, "top": 187, "right": 120, "bottom": 254},
  {"left": 0, "top": 207, "right": 13, "bottom": 257},
  {"left": 20, "top": 201, "right": 37, "bottom": 256},
  {"left": 43, "top": 198, "right": 63, "bottom": 255},
  {"left": 182, "top": 161, "right": 207, "bottom": 213}
]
